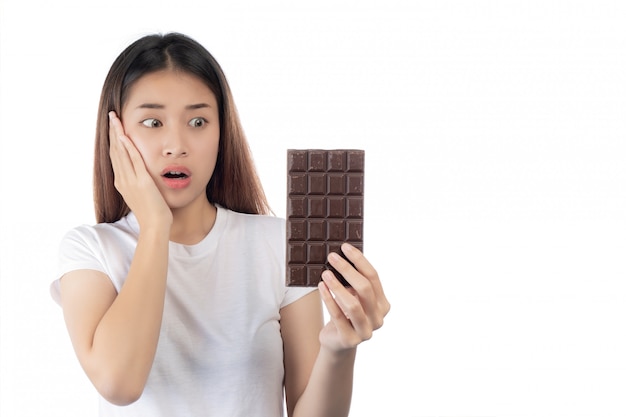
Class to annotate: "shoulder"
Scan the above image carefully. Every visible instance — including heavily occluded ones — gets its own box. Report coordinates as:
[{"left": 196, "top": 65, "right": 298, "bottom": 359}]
[
  {"left": 61, "top": 214, "right": 138, "bottom": 247},
  {"left": 58, "top": 215, "right": 139, "bottom": 266},
  {"left": 53, "top": 214, "right": 138, "bottom": 304}
]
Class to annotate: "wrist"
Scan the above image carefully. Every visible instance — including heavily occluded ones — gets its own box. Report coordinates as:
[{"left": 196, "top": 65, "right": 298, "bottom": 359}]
[
  {"left": 137, "top": 222, "right": 171, "bottom": 240},
  {"left": 318, "top": 345, "right": 357, "bottom": 364}
]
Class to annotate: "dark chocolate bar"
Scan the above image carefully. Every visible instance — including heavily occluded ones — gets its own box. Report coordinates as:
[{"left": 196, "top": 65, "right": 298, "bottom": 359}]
[{"left": 286, "top": 149, "right": 364, "bottom": 287}]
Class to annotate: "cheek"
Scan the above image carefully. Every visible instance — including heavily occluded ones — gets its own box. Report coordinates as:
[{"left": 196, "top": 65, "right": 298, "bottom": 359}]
[
  {"left": 206, "top": 140, "right": 220, "bottom": 165},
  {"left": 126, "top": 134, "right": 157, "bottom": 170},
  {"left": 123, "top": 127, "right": 151, "bottom": 155},
  {"left": 197, "top": 130, "right": 220, "bottom": 156},
  {"left": 131, "top": 138, "right": 151, "bottom": 157},
  {"left": 197, "top": 141, "right": 220, "bottom": 177}
]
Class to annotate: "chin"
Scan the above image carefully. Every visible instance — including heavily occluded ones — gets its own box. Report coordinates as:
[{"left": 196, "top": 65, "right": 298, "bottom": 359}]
[{"left": 165, "top": 194, "right": 208, "bottom": 212}]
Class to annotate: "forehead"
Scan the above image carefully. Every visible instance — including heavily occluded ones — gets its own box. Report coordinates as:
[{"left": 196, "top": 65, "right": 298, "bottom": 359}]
[{"left": 124, "top": 70, "right": 217, "bottom": 108}]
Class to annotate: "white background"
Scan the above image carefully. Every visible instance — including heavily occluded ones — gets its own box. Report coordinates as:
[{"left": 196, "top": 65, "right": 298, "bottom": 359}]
[{"left": 1, "top": 1, "right": 625, "bottom": 416}]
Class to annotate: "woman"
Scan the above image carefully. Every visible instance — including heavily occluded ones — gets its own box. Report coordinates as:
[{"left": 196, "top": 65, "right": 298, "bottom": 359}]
[{"left": 51, "top": 32, "right": 390, "bottom": 417}]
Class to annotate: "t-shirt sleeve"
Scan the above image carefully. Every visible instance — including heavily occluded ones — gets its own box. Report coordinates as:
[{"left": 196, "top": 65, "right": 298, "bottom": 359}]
[
  {"left": 50, "top": 226, "right": 108, "bottom": 306},
  {"left": 280, "top": 286, "right": 318, "bottom": 308}
]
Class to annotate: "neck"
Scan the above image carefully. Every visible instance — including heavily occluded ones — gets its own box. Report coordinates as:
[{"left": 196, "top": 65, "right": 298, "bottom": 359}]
[{"left": 169, "top": 199, "right": 217, "bottom": 245}]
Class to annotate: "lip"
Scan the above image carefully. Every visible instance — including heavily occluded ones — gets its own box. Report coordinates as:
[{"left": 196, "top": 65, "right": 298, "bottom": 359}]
[
  {"left": 160, "top": 165, "right": 192, "bottom": 177},
  {"left": 160, "top": 165, "right": 192, "bottom": 189}
]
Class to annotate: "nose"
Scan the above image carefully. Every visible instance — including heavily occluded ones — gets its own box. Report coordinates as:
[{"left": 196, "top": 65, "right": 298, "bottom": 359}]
[{"left": 162, "top": 127, "right": 188, "bottom": 157}]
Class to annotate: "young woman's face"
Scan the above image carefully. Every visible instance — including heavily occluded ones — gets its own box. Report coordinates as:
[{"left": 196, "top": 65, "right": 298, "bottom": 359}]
[{"left": 121, "top": 69, "right": 220, "bottom": 211}]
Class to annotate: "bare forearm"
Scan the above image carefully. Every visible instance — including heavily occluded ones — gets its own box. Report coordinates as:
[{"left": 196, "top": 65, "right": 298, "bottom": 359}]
[
  {"left": 293, "top": 347, "right": 357, "bottom": 417},
  {"left": 89, "top": 227, "right": 170, "bottom": 402}
]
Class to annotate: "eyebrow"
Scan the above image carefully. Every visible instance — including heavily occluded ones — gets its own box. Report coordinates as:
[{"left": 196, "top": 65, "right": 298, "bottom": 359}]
[{"left": 136, "top": 103, "right": 212, "bottom": 110}]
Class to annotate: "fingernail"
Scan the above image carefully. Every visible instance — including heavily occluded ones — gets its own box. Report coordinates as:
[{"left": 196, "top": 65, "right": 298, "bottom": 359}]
[
  {"left": 108, "top": 111, "right": 115, "bottom": 120},
  {"left": 321, "top": 270, "right": 332, "bottom": 281}
]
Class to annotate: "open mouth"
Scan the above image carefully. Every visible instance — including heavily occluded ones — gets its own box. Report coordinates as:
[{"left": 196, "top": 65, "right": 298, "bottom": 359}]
[
  {"left": 163, "top": 171, "right": 189, "bottom": 179},
  {"left": 160, "top": 166, "right": 191, "bottom": 189}
]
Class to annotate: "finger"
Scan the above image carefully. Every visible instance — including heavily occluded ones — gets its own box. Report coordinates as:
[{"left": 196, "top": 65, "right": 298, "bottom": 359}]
[
  {"left": 341, "top": 243, "right": 390, "bottom": 316},
  {"left": 328, "top": 247, "right": 389, "bottom": 329},
  {"left": 108, "top": 112, "right": 146, "bottom": 179},
  {"left": 108, "top": 113, "right": 134, "bottom": 183},
  {"left": 108, "top": 115, "right": 125, "bottom": 175},
  {"left": 341, "top": 243, "right": 381, "bottom": 292},
  {"left": 317, "top": 279, "right": 359, "bottom": 340},
  {"left": 321, "top": 270, "right": 373, "bottom": 341},
  {"left": 121, "top": 135, "right": 151, "bottom": 181},
  {"left": 108, "top": 111, "right": 125, "bottom": 136},
  {"left": 322, "top": 252, "right": 376, "bottom": 311},
  {"left": 108, "top": 111, "right": 126, "bottom": 153},
  {"left": 327, "top": 250, "right": 376, "bottom": 308}
]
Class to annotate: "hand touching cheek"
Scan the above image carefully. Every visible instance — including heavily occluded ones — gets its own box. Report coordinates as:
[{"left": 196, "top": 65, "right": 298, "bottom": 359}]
[{"left": 108, "top": 111, "right": 173, "bottom": 229}]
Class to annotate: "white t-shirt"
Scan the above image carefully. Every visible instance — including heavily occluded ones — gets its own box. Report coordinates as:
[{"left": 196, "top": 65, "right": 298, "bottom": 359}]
[{"left": 51, "top": 206, "right": 317, "bottom": 417}]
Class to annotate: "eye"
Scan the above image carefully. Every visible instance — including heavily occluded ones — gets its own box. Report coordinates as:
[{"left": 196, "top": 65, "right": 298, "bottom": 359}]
[
  {"left": 189, "top": 117, "right": 207, "bottom": 128},
  {"left": 141, "top": 118, "right": 162, "bottom": 128}
]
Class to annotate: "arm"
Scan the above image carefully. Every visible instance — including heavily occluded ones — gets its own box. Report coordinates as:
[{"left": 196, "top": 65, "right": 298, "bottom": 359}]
[
  {"left": 281, "top": 243, "right": 391, "bottom": 417},
  {"left": 60, "top": 112, "right": 173, "bottom": 405},
  {"left": 60, "top": 226, "right": 169, "bottom": 405}
]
